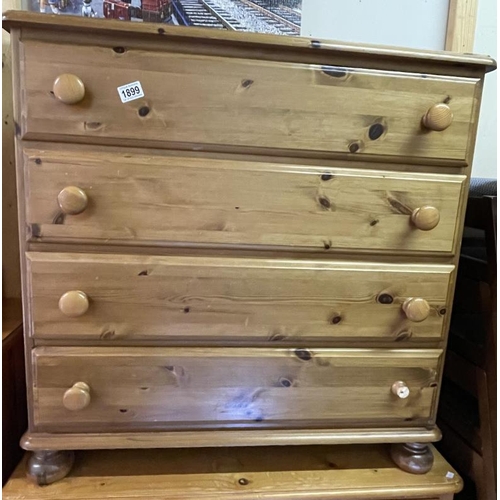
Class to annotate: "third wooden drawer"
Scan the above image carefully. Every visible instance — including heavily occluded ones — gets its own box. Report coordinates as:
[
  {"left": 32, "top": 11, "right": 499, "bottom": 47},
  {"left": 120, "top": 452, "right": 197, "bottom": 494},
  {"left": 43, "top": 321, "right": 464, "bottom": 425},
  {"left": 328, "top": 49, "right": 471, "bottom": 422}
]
[
  {"left": 24, "top": 147, "right": 465, "bottom": 254},
  {"left": 27, "top": 252, "right": 453, "bottom": 344}
]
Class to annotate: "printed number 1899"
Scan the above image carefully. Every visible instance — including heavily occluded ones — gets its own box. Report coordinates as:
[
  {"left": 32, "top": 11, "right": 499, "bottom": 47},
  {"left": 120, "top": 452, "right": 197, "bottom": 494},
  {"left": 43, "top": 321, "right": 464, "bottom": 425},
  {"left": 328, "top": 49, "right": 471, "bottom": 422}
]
[
  {"left": 117, "top": 81, "right": 144, "bottom": 103},
  {"left": 121, "top": 86, "right": 141, "bottom": 99}
]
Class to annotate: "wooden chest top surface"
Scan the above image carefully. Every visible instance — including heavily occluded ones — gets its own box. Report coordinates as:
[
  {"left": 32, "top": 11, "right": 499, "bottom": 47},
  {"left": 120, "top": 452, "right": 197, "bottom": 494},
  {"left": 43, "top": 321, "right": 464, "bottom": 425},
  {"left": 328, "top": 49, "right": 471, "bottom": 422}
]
[{"left": 2, "top": 10, "right": 496, "bottom": 74}]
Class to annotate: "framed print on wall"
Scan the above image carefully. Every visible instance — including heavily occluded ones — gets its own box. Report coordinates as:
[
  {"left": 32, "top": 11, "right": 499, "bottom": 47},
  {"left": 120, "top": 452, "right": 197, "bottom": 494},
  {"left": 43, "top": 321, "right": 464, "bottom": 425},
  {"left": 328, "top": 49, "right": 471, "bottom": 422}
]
[{"left": 22, "top": 0, "right": 302, "bottom": 33}]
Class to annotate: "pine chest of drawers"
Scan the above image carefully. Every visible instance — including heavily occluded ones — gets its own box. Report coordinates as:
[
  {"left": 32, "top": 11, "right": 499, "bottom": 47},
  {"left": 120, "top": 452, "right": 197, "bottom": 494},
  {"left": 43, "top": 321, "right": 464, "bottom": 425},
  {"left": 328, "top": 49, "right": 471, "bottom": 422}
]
[{"left": 3, "top": 11, "right": 495, "bottom": 485}]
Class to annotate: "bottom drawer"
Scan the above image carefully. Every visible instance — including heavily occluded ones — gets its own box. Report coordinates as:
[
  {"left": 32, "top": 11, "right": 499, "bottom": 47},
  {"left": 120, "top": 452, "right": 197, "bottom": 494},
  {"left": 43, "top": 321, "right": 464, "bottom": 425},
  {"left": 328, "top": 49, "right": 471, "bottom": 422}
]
[{"left": 32, "top": 347, "right": 441, "bottom": 432}]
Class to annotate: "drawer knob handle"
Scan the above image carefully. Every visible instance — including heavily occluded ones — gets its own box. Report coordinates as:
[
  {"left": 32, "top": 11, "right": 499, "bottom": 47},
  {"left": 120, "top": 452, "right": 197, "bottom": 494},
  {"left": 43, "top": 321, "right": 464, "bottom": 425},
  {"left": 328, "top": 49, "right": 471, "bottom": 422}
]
[
  {"left": 422, "top": 103, "right": 453, "bottom": 131},
  {"left": 391, "top": 381, "right": 410, "bottom": 399},
  {"left": 411, "top": 206, "right": 440, "bottom": 231},
  {"left": 58, "top": 186, "right": 88, "bottom": 215},
  {"left": 63, "top": 382, "right": 91, "bottom": 411},
  {"left": 402, "top": 297, "right": 430, "bottom": 322},
  {"left": 53, "top": 74, "right": 85, "bottom": 104},
  {"left": 59, "top": 291, "right": 89, "bottom": 317}
]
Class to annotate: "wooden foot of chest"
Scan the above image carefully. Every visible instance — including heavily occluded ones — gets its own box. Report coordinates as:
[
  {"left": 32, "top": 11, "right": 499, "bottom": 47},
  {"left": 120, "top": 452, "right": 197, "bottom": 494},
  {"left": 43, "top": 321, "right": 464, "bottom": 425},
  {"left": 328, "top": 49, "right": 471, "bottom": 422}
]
[
  {"left": 27, "top": 450, "right": 75, "bottom": 485},
  {"left": 390, "top": 442, "right": 434, "bottom": 474}
]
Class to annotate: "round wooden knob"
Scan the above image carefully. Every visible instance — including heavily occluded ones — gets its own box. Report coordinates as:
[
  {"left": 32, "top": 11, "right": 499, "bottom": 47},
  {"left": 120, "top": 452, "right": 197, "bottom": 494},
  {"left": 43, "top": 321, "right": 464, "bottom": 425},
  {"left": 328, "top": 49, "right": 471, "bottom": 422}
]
[
  {"left": 422, "top": 103, "right": 453, "bottom": 131},
  {"left": 57, "top": 186, "right": 88, "bottom": 215},
  {"left": 411, "top": 206, "right": 440, "bottom": 231},
  {"left": 53, "top": 74, "right": 85, "bottom": 104},
  {"left": 403, "top": 298, "right": 430, "bottom": 322},
  {"left": 391, "top": 381, "right": 410, "bottom": 399},
  {"left": 63, "top": 382, "right": 91, "bottom": 411},
  {"left": 59, "top": 291, "right": 89, "bottom": 317}
]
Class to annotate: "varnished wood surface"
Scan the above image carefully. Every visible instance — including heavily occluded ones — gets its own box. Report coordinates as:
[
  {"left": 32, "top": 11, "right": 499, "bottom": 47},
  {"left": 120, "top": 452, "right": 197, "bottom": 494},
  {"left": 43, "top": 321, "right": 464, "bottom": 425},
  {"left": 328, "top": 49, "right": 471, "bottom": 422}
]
[
  {"left": 21, "top": 427, "right": 442, "bottom": 451},
  {"left": 52, "top": 74, "right": 85, "bottom": 105},
  {"left": 4, "top": 11, "right": 494, "bottom": 454},
  {"left": 24, "top": 147, "right": 465, "bottom": 254},
  {"left": 27, "top": 252, "right": 452, "bottom": 344},
  {"left": 3, "top": 444, "right": 462, "bottom": 500},
  {"left": 445, "top": 0, "right": 479, "bottom": 53},
  {"left": 20, "top": 41, "right": 478, "bottom": 163},
  {"left": 32, "top": 346, "right": 441, "bottom": 432},
  {"left": 19, "top": 39, "right": 479, "bottom": 163},
  {"left": 422, "top": 104, "right": 454, "bottom": 132},
  {"left": 2, "top": 4, "right": 21, "bottom": 300}
]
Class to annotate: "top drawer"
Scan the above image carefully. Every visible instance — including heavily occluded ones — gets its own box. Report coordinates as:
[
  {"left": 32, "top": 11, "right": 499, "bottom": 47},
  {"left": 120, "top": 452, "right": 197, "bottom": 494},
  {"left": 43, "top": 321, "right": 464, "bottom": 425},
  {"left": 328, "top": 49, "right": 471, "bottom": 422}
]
[{"left": 19, "top": 40, "right": 478, "bottom": 164}]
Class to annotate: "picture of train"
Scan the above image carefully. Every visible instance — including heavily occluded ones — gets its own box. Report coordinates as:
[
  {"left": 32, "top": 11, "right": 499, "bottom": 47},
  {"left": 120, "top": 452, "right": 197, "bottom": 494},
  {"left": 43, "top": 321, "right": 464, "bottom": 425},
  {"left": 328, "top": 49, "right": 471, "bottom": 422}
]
[
  {"left": 103, "top": 0, "right": 172, "bottom": 22},
  {"left": 29, "top": 0, "right": 302, "bottom": 36},
  {"left": 173, "top": 0, "right": 301, "bottom": 35}
]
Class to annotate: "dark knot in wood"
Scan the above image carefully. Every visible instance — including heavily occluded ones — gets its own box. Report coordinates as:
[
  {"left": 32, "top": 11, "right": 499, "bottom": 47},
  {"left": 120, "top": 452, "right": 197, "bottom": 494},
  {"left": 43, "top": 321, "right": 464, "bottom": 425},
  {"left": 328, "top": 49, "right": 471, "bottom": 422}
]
[
  {"left": 368, "top": 123, "right": 385, "bottom": 140},
  {"left": 321, "top": 66, "right": 347, "bottom": 78},
  {"left": 349, "top": 141, "right": 360, "bottom": 153},
  {"left": 318, "top": 196, "right": 331, "bottom": 209},
  {"left": 377, "top": 293, "right": 394, "bottom": 304},
  {"left": 295, "top": 349, "right": 312, "bottom": 361},
  {"left": 241, "top": 79, "right": 254, "bottom": 88}
]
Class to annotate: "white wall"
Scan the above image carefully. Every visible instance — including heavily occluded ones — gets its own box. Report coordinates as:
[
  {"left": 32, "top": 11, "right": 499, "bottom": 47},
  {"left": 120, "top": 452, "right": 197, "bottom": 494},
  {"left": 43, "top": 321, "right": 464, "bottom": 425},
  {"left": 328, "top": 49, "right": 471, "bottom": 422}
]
[
  {"left": 301, "top": 0, "right": 450, "bottom": 50},
  {"left": 472, "top": 0, "right": 497, "bottom": 178},
  {"left": 301, "top": 0, "right": 497, "bottom": 179}
]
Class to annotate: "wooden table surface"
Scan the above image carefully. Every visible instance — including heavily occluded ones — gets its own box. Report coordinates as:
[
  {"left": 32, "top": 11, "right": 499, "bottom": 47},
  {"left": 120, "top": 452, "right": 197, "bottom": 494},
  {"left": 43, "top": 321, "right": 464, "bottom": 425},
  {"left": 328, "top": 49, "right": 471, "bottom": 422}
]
[{"left": 3, "top": 444, "right": 462, "bottom": 500}]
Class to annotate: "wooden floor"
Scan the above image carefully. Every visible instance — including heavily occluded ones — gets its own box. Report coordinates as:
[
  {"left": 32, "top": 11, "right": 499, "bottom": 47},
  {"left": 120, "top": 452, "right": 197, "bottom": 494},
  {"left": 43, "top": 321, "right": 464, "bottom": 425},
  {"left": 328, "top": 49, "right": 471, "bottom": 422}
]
[{"left": 3, "top": 444, "right": 462, "bottom": 500}]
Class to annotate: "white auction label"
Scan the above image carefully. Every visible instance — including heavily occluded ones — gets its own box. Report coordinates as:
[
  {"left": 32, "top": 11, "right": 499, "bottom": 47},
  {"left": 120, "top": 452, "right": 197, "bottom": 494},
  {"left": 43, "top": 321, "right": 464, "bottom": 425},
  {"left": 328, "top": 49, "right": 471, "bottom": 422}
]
[{"left": 117, "top": 81, "right": 145, "bottom": 103}]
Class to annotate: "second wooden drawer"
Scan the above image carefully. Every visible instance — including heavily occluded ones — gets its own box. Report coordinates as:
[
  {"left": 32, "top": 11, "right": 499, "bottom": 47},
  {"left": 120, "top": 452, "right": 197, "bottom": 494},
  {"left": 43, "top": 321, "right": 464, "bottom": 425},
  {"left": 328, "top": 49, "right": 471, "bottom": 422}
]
[
  {"left": 25, "top": 147, "right": 465, "bottom": 254},
  {"left": 28, "top": 252, "right": 453, "bottom": 344}
]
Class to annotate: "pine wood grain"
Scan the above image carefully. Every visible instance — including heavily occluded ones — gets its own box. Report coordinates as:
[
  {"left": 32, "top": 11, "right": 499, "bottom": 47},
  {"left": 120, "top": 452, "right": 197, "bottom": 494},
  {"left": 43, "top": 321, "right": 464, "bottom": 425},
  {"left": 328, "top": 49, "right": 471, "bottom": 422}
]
[
  {"left": 31, "top": 346, "right": 442, "bottom": 432},
  {"left": 27, "top": 252, "right": 453, "bottom": 344},
  {"left": 20, "top": 427, "right": 443, "bottom": 451},
  {"left": 445, "top": 0, "right": 479, "bottom": 53},
  {"left": 2, "top": 444, "right": 462, "bottom": 500},
  {"left": 18, "top": 39, "right": 479, "bottom": 163},
  {"left": 3, "top": 11, "right": 494, "bottom": 457},
  {"left": 24, "top": 147, "right": 465, "bottom": 254},
  {"left": 1, "top": 1, "right": 21, "bottom": 299}
]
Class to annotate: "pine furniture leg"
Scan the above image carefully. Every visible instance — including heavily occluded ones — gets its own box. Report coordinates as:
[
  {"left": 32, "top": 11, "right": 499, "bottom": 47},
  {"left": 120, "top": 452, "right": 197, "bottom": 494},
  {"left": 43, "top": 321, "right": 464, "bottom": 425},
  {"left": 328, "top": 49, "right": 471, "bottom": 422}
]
[{"left": 390, "top": 443, "right": 434, "bottom": 474}]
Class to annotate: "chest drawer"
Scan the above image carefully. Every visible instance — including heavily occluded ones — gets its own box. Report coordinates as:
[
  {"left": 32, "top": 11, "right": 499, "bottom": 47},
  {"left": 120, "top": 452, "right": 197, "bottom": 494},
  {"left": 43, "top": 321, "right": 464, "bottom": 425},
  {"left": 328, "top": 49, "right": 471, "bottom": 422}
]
[
  {"left": 28, "top": 252, "right": 452, "bottom": 344},
  {"left": 32, "top": 347, "right": 441, "bottom": 432},
  {"left": 25, "top": 148, "right": 465, "bottom": 254},
  {"left": 20, "top": 40, "right": 478, "bottom": 163}
]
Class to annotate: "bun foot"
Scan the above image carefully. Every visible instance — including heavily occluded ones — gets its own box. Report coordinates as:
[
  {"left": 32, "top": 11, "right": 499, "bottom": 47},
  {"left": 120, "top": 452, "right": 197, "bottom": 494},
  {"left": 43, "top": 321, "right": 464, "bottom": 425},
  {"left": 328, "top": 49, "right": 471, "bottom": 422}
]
[
  {"left": 390, "top": 442, "right": 434, "bottom": 474},
  {"left": 27, "top": 450, "right": 75, "bottom": 485}
]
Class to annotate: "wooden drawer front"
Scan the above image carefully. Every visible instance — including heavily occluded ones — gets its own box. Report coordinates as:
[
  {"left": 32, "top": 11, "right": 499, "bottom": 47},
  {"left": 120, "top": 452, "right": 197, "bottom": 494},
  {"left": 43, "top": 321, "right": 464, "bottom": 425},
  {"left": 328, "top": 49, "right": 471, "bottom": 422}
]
[
  {"left": 25, "top": 148, "right": 465, "bottom": 254},
  {"left": 28, "top": 252, "right": 453, "bottom": 344},
  {"left": 21, "top": 40, "right": 478, "bottom": 163},
  {"left": 32, "top": 347, "right": 441, "bottom": 431}
]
